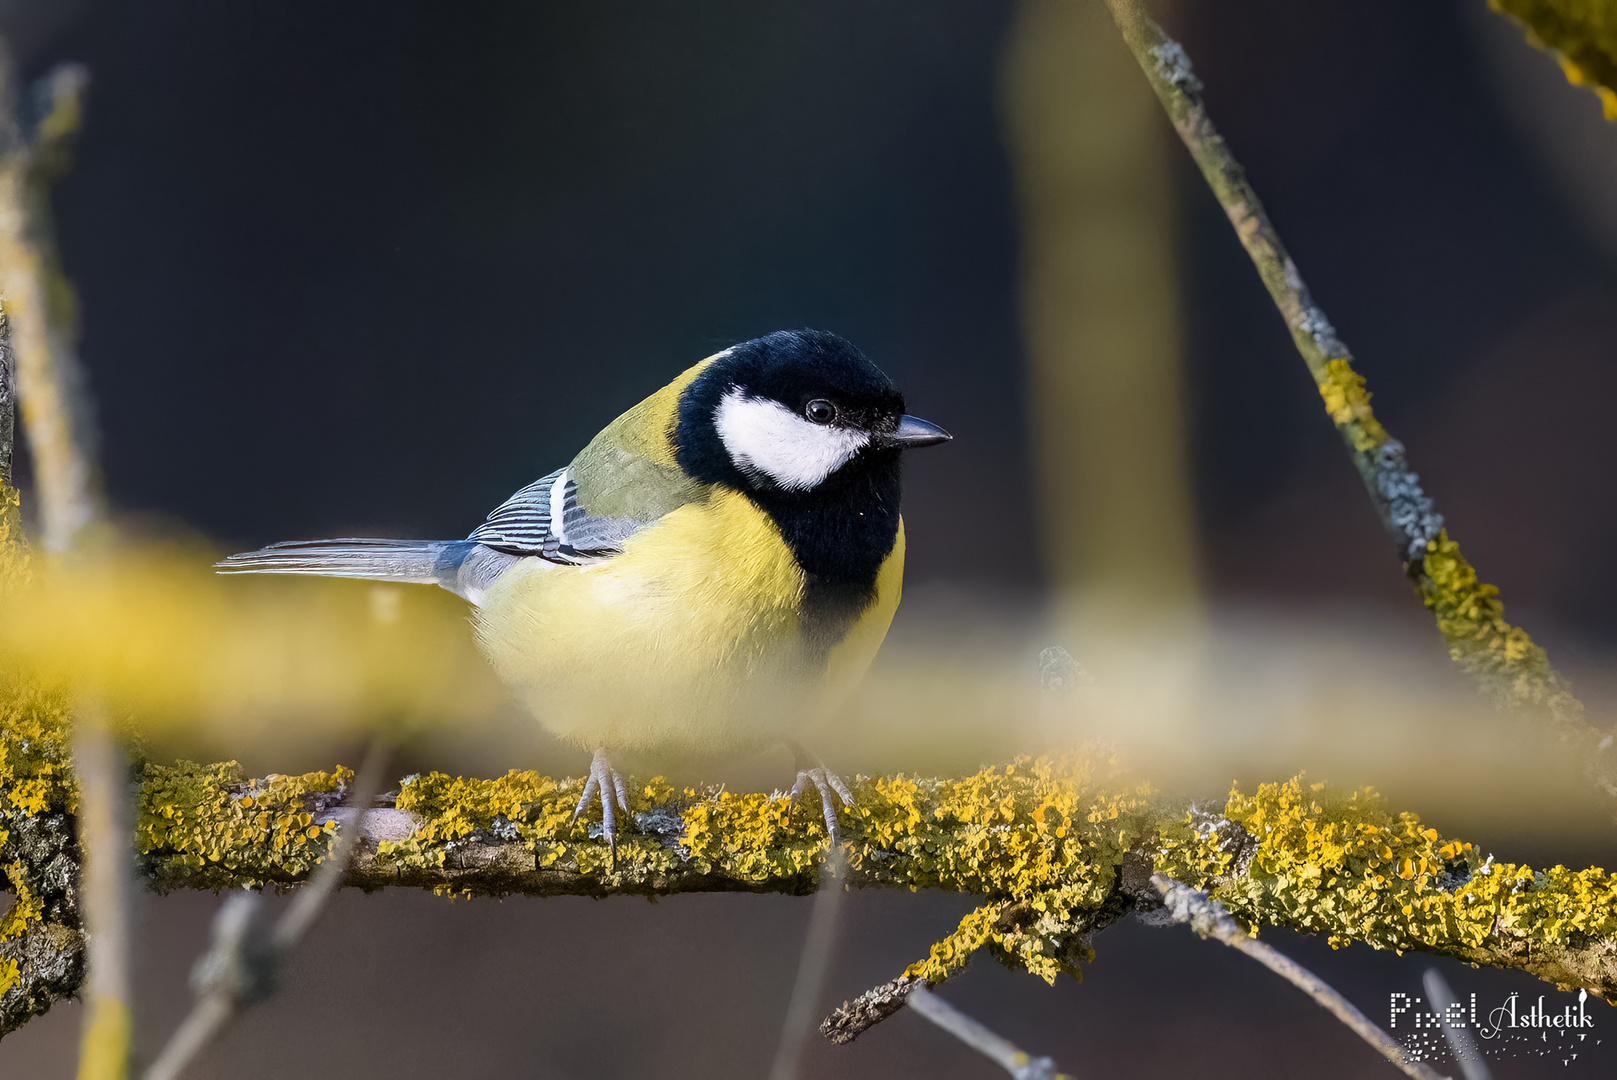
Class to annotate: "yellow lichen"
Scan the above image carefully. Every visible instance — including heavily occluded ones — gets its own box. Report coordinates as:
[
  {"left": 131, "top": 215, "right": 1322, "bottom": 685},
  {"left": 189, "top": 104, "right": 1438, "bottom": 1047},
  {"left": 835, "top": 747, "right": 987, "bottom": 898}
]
[
  {"left": 1317, "top": 357, "right": 1389, "bottom": 452},
  {"left": 135, "top": 761, "right": 348, "bottom": 888},
  {"left": 1156, "top": 776, "right": 1617, "bottom": 997},
  {"left": 0, "top": 481, "right": 29, "bottom": 595},
  {"left": 1491, "top": 0, "right": 1617, "bottom": 120},
  {"left": 0, "top": 673, "right": 75, "bottom": 983},
  {"left": 1415, "top": 531, "right": 1583, "bottom": 726}
]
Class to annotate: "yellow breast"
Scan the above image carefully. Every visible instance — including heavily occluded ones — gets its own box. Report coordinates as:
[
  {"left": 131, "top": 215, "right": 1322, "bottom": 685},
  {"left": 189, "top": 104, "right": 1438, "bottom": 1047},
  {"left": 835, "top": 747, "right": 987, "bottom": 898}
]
[{"left": 474, "top": 489, "right": 904, "bottom": 756}]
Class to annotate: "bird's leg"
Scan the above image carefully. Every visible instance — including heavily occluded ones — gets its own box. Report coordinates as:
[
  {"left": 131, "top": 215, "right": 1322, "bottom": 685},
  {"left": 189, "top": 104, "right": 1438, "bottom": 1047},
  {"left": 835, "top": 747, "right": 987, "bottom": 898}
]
[
  {"left": 786, "top": 741, "right": 855, "bottom": 849},
  {"left": 573, "top": 747, "right": 631, "bottom": 856}
]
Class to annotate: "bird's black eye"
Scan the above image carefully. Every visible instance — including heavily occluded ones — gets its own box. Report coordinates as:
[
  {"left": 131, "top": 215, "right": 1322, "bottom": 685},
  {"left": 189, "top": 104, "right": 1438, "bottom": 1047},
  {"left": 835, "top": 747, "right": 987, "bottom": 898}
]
[{"left": 804, "top": 399, "right": 837, "bottom": 425}]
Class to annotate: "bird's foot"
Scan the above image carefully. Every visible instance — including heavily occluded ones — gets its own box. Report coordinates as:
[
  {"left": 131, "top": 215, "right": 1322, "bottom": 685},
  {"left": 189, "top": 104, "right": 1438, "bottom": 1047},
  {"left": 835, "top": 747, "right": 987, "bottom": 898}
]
[
  {"left": 573, "top": 748, "right": 630, "bottom": 857},
  {"left": 787, "top": 743, "right": 855, "bottom": 849}
]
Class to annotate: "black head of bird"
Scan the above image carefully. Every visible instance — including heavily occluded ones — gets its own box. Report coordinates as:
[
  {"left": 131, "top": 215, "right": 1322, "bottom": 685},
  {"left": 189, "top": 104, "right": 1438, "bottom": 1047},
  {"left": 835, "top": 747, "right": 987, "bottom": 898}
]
[{"left": 673, "top": 328, "right": 950, "bottom": 497}]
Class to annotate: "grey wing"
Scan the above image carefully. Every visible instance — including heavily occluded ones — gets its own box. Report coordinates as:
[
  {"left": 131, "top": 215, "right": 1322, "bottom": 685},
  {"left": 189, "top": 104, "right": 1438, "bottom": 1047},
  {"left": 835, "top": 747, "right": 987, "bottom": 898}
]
[{"left": 468, "top": 467, "right": 648, "bottom": 564}]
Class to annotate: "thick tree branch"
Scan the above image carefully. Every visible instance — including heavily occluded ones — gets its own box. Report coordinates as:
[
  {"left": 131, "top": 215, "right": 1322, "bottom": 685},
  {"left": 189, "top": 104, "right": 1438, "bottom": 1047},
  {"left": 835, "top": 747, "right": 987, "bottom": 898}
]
[
  {"left": 1100, "top": 0, "right": 1617, "bottom": 802},
  {"left": 3, "top": 724, "right": 1616, "bottom": 1044}
]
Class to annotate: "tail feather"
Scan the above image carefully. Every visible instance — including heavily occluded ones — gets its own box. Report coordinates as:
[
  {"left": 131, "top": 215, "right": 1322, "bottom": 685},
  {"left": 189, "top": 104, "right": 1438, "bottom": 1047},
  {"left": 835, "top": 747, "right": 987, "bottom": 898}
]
[{"left": 216, "top": 538, "right": 469, "bottom": 585}]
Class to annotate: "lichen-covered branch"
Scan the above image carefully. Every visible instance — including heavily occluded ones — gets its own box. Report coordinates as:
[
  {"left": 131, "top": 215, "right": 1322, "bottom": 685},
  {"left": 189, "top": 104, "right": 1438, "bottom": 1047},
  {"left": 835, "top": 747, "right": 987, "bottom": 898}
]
[
  {"left": 1490, "top": 0, "right": 1617, "bottom": 120},
  {"left": 0, "top": 680, "right": 82, "bottom": 1038},
  {"left": 1101, "top": 0, "right": 1617, "bottom": 801},
  {"left": 5, "top": 714, "right": 1617, "bottom": 1042}
]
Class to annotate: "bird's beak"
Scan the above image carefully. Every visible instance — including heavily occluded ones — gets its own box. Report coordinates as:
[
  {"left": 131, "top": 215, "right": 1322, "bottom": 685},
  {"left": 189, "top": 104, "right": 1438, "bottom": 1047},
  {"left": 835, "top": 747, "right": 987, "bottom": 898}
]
[{"left": 879, "top": 414, "right": 953, "bottom": 449}]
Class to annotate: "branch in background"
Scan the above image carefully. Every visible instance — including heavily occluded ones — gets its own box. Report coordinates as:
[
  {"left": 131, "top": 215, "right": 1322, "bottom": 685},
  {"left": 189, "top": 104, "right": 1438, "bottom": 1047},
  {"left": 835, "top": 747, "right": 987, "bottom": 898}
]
[
  {"left": 0, "top": 306, "right": 28, "bottom": 594},
  {"left": 907, "top": 985, "right": 1075, "bottom": 1080},
  {"left": 1100, "top": 0, "right": 1617, "bottom": 802},
  {"left": 1422, "top": 968, "right": 1494, "bottom": 1080},
  {"left": 767, "top": 847, "right": 848, "bottom": 1080},
  {"left": 0, "top": 305, "right": 13, "bottom": 485},
  {"left": 72, "top": 713, "right": 132, "bottom": 1080},
  {"left": 0, "top": 46, "right": 99, "bottom": 553},
  {"left": 142, "top": 741, "right": 389, "bottom": 1080},
  {"left": 1489, "top": 0, "right": 1617, "bottom": 120},
  {"left": 1151, "top": 876, "right": 1448, "bottom": 1080}
]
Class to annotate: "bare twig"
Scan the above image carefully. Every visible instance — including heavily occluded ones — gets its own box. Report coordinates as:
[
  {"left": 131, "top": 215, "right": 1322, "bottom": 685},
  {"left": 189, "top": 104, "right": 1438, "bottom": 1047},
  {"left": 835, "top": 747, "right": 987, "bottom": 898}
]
[
  {"left": 1422, "top": 968, "right": 1493, "bottom": 1080},
  {"left": 1152, "top": 875, "right": 1449, "bottom": 1080},
  {"left": 0, "top": 305, "right": 13, "bottom": 485},
  {"left": 907, "top": 986, "right": 1076, "bottom": 1080},
  {"left": 767, "top": 847, "right": 847, "bottom": 1080},
  {"left": 0, "top": 303, "right": 28, "bottom": 593},
  {"left": 0, "top": 46, "right": 98, "bottom": 552},
  {"left": 1101, "top": 0, "right": 1617, "bottom": 802},
  {"left": 142, "top": 740, "right": 390, "bottom": 1080},
  {"left": 73, "top": 711, "right": 132, "bottom": 1080}
]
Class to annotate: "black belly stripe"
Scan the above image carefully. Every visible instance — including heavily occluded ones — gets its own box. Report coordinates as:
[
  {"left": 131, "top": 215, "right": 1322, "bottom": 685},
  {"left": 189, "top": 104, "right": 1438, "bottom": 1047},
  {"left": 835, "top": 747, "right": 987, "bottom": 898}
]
[{"left": 748, "top": 456, "right": 902, "bottom": 660}]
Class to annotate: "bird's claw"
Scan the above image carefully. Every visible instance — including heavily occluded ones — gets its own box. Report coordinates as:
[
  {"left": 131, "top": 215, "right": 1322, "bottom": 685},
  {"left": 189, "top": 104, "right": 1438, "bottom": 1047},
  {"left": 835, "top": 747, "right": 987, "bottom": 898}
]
[
  {"left": 574, "top": 748, "right": 630, "bottom": 853},
  {"left": 788, "top": 745, "right": 855, "bottom": 849}
]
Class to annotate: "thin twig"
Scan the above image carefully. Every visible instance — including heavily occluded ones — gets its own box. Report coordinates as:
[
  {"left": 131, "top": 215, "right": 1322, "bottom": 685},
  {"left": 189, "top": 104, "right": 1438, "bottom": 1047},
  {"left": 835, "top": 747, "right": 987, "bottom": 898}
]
[
  {"left": 0, "top": 305, "right": 13, "bottom": 486},
  {"left": 1100, "top": 0, "right": 1617, "bottom": 801},
  {"left": 142, "top": 739, "right": 390, "bottom": 1080},
  {"left": 0, "top": 46, "right": 98, "bottom": 552},
  {"left": 1421, "top": 968, "right": 1493, "bottom": 1080},
  {"left": 767, "top": 846, "right": 848, "bottom": 1080},
  {"left": 1151, "top": 875, "right": 1449, "bottom": 1080},
  {"left": 73, "top": 709, "right": 132, "bottom": 1080},
  {"left": 0, "top": 303, "right": 27, "bottom": 593},
  {"left": 907, "top": 986, "right": 1076, "bottom": 1080}
]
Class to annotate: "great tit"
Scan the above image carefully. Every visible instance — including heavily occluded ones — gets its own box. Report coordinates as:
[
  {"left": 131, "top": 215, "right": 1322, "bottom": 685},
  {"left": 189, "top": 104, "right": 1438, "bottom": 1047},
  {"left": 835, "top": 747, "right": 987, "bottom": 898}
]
[{"left": 219, "top": 329, "right": 950, "bottom": 844}]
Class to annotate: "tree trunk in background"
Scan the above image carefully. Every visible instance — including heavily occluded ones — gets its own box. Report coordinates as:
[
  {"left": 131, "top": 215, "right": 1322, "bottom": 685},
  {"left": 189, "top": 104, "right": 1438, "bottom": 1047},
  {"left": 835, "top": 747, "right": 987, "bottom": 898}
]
[{"left": 1002, "top": 0, "right": 1199, "bottom": 635}]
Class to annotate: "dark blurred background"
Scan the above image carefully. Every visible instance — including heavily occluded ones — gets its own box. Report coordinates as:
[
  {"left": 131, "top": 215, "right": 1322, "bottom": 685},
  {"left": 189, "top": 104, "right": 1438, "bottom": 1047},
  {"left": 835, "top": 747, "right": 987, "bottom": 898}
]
[{"left": 3, "top": 0, "right": 1617, "bottom": 1075}]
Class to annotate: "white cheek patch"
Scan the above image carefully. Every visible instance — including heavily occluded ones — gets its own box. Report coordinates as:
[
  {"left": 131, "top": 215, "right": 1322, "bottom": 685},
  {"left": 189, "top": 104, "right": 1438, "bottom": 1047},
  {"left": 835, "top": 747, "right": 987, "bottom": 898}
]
[{"left": 713, "top": 389, "right": 870, "bottom": 491}]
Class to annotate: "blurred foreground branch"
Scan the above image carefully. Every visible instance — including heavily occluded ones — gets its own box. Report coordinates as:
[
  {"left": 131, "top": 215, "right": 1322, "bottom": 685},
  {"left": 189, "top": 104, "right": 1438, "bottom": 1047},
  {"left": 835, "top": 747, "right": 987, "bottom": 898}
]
[{"left": 1102, "top": 0, "right": 1617, "bottom": 802}]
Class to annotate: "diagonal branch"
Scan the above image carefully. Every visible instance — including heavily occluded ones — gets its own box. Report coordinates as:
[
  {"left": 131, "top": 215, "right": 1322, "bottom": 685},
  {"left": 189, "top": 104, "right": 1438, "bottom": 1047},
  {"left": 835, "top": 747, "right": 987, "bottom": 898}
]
[
  {"left": 907, "top": 985, "right": 1076, "bottom": 1080},
  {"left": 1151, "top": 875, "right": 1448, "bottom": 1080},
  {"left": 1100, "top": 0, "right": 1617, "bottom": 802}
]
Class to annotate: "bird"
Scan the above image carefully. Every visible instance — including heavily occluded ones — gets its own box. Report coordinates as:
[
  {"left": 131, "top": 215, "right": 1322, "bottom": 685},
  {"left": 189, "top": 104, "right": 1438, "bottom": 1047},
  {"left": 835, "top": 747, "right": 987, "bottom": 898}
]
[{"left": 218, "top": 329, "right": 951, "bottom": 849}]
